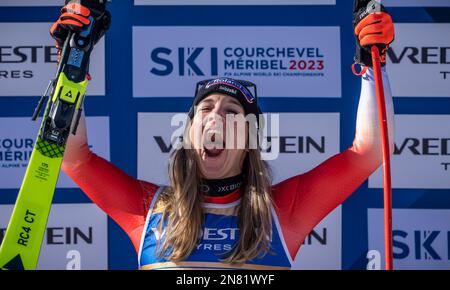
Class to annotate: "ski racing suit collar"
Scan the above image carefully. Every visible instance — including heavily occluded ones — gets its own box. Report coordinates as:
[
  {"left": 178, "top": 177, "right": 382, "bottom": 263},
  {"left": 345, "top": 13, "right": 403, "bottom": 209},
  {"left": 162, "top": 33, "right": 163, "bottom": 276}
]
[{"left": 201, "top": 174, "right": 243, "bottom": 204}]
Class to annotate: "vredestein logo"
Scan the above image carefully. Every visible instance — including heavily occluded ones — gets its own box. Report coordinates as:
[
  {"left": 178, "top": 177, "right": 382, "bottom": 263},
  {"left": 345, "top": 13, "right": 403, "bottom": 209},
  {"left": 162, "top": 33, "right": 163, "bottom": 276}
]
[
  {"left": 1, "top": 23, "right": 105, "bottom": 96},
  {"left": 0, "top": 226, "right": 94, "bottom": 245},
  {"left": 152, "top": 135, "right": 326, "bottom": 154},
  {"left": 388, "top": 46, "right": 450, "bottom": 80},
  {"left": 150, "top": 227, "right": 239, "bottom": 252},
  {"left": 0, "top": 45, "right": 58, "bottom": 79},
  {"left": 293, "top": 206, "right": 341, "bottom": 270},
  {"left": 266, "top": 136, "right": 325, "bottom": 154},
  {"left": 302, "top": 228, "right": 328, "bottom": 246},
  {"left": 149, "top": 46, "right": 325, "bottom": 78},
  {"left": 394, "top": 137, "right": 450, "bottom": 171},
  {"left": 370, "top": 115, "right": 450, "bottom": 189},
  {"left": 0, "top": 204, "right": 107, "bottom": 269}
]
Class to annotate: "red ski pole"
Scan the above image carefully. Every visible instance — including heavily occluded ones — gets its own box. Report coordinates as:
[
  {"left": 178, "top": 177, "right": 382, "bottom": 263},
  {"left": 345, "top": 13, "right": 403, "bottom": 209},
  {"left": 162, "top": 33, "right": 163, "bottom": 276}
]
[{"left": 371, "top": 45, "right": 393, "bottom": 270}]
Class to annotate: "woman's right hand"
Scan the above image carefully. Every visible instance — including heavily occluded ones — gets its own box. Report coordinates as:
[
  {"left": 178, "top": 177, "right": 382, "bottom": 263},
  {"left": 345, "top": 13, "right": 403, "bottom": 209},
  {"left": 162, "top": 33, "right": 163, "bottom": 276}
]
[
  {"left": 50, "top": 2, "right": 110, "bottom": 51},
  {"left": 50, "top": 3, "right": 92, "bottom": 49}
]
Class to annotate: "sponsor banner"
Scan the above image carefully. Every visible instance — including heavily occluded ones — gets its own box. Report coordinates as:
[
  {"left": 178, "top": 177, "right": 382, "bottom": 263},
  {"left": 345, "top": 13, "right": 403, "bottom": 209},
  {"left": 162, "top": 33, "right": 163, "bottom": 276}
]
[
  {"left": 0, "top": 116, "right": 110, "bottom": 189},
  {"left": 0, "top": 203, "right": 108, "bottom": 270},
  {"left": 383, "top": 0, "right": 450, "bottom": 7},
  {"left": 386, "top": 24, "right": 450, "bottom": 97},
  {"left": 137, "top": 112, "right": 339, "bottom": 186},
  {"left": 138, "top": 113, "right": 183, "bottom": 186},
  {"left": 369, "top": 115, "right": 450, "bottom": 189},
  {"left": 135, "top": 0, "right": 335, "bottom": 5},
  {"left": 0, "top": 23, "right": 105, "bottom": 96},
  {"left": 368, "top": 208, "right": 450, "bottom": 270},
  {"left": 133, "top": 26, "right": 341, "bottom": 98},
  {"left": 267, "top": 113, "right": 340, "bottom": 184},
  {"left": 0, "top": 0, "right": 60, "bottom": 6},
  {"left": 293, "top": 206, "right": 341, "bottom": 270}
]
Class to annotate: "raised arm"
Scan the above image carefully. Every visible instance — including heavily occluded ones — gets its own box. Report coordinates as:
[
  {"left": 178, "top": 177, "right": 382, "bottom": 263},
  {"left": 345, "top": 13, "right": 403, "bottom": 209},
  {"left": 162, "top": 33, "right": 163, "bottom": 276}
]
[
  {"left": 61, "top": 111, "right": 158, "bottom": 252},
  {"left": 52, "top": 2, "right": 158, "bottom": 252},
  {"left": 272, "top": 67, "right": 395, "bottom": 260}
]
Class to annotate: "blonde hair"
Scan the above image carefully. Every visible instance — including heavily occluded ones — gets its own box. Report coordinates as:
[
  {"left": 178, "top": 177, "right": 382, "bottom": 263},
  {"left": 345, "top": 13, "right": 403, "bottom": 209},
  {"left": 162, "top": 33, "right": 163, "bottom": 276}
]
[{"left": 156, "top": 123, "right": 273, "bottom": 264}]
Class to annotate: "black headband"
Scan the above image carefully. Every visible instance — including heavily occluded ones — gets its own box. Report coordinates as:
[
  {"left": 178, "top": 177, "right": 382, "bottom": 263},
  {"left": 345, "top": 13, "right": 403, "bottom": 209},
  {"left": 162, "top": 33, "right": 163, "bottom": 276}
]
[{"left": 188, "top": 78, "right": 262, "bottom": 126}]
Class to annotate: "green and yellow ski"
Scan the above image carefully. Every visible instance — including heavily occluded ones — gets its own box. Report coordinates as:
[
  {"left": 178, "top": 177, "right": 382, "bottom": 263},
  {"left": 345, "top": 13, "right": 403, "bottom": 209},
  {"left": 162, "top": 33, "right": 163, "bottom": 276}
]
[{"left": 0, "top": 0, "right": 109, "bottom": 270}]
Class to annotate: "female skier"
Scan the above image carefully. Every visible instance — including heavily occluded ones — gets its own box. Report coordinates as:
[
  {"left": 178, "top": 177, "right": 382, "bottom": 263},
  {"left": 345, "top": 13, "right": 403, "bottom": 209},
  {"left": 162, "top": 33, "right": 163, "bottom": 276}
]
[{"left": 51, "top": 2, "right": 395, "bottom": 269}]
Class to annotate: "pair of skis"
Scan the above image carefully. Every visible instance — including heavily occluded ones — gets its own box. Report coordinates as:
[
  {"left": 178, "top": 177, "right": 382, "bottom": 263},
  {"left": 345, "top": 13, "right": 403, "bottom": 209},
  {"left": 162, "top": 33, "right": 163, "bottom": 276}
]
[{"left": 0, "top": 0, "right": 109, "bottom": 270}]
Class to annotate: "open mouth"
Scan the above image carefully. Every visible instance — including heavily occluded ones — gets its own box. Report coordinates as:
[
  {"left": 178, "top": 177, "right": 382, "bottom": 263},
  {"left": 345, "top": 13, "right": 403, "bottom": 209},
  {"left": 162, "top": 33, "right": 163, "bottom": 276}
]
[
  {"left": 204, "top": 146, "right": 224, "bottom": 158},
  {"left": 203, "top": 129, "right": 226, "bottom": 158}
]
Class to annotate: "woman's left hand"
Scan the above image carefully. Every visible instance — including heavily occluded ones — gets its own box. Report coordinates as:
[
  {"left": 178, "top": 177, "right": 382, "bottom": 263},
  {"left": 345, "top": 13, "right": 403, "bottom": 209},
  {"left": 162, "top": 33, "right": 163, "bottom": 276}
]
[
  {"left": 353, "top": 2, "right": 395, "bottom": 67},
  {"left": 355, "top": 11, "right": 395, "bottom": 48}
]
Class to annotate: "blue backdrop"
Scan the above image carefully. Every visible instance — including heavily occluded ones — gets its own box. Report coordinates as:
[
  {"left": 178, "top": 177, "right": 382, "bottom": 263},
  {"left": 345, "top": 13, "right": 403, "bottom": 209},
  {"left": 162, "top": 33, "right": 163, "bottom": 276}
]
[{"left": 0, "top": 1, "right": 449, "bottom": 269}]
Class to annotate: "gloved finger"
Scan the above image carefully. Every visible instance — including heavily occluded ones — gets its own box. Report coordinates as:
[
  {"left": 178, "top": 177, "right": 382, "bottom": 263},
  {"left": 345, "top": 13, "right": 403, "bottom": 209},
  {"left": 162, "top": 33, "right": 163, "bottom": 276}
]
[
  {"left": 50, "top": 20, "right": 69, "bottom": 38},
  {"left": 355, "top": 12, "right": 390, "bottom": 36},
  {"left": 59, "top": 19, "right": 84, "bottom": 28},
  {"left": 358, "top": 22, "right": 385, "bottom": 39},
  {"left": 359, "top": 25, "right": 394, "bottom": 46},
  {"left": 50, "top": 21, "right": 62, "bottom": 36},
  {"left": 60, "top": 12, "right": 91, "bottom": 25},
  {"left": 61, "top": 3, "right": 90, "bottom": 17},
  {"left": 359, "top": 33, "right": 392, "bottom": 46}
]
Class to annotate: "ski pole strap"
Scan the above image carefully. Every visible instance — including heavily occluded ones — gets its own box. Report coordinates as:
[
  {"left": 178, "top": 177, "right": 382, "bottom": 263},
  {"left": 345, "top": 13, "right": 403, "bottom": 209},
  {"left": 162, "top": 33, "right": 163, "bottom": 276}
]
[{"left": 351, "top": 63, "right": 368, "bottom": 76}]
